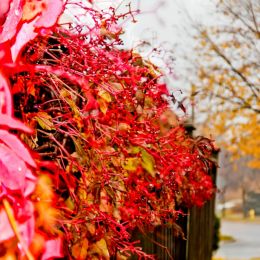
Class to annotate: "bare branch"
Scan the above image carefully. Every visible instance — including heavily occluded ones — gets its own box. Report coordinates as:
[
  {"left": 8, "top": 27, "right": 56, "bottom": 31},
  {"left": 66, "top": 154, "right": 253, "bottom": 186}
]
[{"left": 204, "top": 31, "right": 259, "bottom": 98}]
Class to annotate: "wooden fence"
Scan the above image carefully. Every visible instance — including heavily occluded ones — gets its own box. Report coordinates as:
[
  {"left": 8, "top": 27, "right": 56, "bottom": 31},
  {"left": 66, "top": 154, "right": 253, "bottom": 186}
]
[
  {"left": 131, "top": 125, "right": 219, "bottom": 260},
  {"left": 131, "top": 159, "right": 217, "bottom": 260}
]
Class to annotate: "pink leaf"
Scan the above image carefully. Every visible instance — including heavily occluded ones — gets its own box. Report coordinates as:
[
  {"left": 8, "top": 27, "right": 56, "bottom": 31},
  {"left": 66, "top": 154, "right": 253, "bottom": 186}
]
[
  {"left": 24, "top": 165, "right": 37, "bottom": 197},
  {"left": 42, "top": 238, "right": 64, "bottom": 260},
  {"left": 0, "top": 202, "right": 35, "bottom": 247},
  {"left": 0, "top": 0, "right": 11, "bottom": 26},
  {"left": 11, "top": 19, "right": 38, "bottom": 62},
  {"left": 35, "top": 0, "right": 64, "bottom": 28},
  {"left": 0, "top": 0, "right": 22, "bottom": 44},
  {"left": 0, "top": 129, "right": 36, "bottom": 167},
  {"left": 0, "top": 143, "right": 26, "bottom": 190},
  {"left": 1, "top": 0, "right": 64, "bottom": 62},
  {"left": 0, "top": 208, "right": 14, "bottom": 242},
  {"left": 0, "top": 114, "right": 32, "bottom": 133},
  {"left": 19, "top": 202, "right": 35, "bottom": 246},
  {"left": 0, "top": 72, "right": 13, "bottom": 115},
  {"left": 24, "top": 177, "right": 36, "bottom": 197}
]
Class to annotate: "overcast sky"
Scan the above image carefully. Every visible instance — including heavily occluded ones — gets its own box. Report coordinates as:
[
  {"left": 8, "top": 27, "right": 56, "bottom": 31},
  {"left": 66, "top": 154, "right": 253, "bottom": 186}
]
[
  {"left": 119, "top": 0, "right": 217, "bottom": 117},
  {"left": 124, "top": 0, "right": 215, "bottom": 45}
]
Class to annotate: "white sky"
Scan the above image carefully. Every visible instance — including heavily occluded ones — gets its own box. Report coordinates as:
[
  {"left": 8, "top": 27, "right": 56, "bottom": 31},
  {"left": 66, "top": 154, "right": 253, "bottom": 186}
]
[
  {"left": 123, "top": 0, "right": 215, "bottom": 46},
  {"left": 120, "top": 0, "right": 215, "bottom": 50},
  {"left": 118, "top": 0, "right": 217, "bottom": 117}
]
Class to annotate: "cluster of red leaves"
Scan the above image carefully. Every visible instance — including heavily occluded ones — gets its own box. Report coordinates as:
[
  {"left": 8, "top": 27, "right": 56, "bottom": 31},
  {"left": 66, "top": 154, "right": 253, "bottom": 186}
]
[{"left": 1, "top": 0, "right": 216, "bottom": 259}]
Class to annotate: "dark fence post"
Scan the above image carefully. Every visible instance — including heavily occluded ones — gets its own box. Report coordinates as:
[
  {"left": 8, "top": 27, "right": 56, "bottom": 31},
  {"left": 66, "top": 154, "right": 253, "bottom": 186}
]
[{"left": 186, "top": 149, "right": 219, "bottom": 260}]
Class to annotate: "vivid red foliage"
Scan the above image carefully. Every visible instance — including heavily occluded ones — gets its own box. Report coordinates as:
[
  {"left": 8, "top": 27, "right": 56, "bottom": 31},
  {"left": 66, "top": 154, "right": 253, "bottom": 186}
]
[{"left": 0, "top": 1, "right": 216, "bottom": 259}]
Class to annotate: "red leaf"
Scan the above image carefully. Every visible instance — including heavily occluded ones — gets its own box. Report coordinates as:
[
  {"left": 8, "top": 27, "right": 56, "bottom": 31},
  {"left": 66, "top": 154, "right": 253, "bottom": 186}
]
[
  {"left": 84, "top": 93, "right": 99, "bottom": 111},
  {"left": 0, "top": 42, "right": 12, "bottom": 63},
  {"left": 0, "top": 142, "right": 35, "bottom": 194}
]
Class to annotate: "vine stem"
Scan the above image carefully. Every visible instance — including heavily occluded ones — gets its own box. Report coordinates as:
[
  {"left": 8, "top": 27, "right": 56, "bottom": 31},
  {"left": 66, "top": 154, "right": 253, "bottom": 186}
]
[{"left": 2, "top": 199, "right": 35, "bottom": 260}]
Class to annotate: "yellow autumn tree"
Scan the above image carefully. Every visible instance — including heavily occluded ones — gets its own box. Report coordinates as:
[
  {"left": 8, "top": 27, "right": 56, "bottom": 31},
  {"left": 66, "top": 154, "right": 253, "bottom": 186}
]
[{"left": 188, "top": 0, "right": 260, "bottom": 168}]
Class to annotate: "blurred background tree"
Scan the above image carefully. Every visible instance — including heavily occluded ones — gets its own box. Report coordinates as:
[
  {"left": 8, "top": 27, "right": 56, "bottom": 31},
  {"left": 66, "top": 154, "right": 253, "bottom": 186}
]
[{"left": 186, "top": 0, "right": 259, "bottom": 168}]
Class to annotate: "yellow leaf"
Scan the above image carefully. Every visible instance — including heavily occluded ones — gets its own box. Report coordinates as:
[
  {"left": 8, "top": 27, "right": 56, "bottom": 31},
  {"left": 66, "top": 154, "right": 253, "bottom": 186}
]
[
  {"left": 98, "top": 89, "right": 111, "bottom": 102},
  {"left": 122, "top": 157, "right": 140, "bottom": 171},
  {"left": 0, "top": 252, "right": 16, "bottom": 260},
  {"left": 35, "top": 202, "right": 58, "bottom": 232},
  {"left": 65, "top": 197, "right": 75, "bottom": 210},
  {"left": 131, "top": 146, "right": 140, "bottom": 154},
  {"left": 141, "top": 149, "right": 155, "bottom": 177},
  {"left": 34, "top": 112, "right": 55, "bottom": 131},
  {"left": 67, "top": 99, "right": 80, "bottom": 116},
  {"left": 88, "top": 239, "right": 109, "bottom": 259},
  {"left": 98, "top": 98, "right": 108, "bottom": 114},
  {"left": 116, "top": 252, "right": 128, "bottom": 260},
  {"left": 118, "top": 123, "right": 130, "bottom": 131},
  {"left": 60, "top": 89, "right": 80, "bottom": 116},
  {"left": 34, "top": 175, "right": 54, "bottom": 200},
  {"left": 60, "top": 88, "right": 70, "bottom": 98}
]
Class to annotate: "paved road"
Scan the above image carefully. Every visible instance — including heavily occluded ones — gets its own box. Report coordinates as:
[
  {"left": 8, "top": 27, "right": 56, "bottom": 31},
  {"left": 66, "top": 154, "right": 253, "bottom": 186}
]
[{"left": 214, "top": 220, "right": 260, "bottom": 260}]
